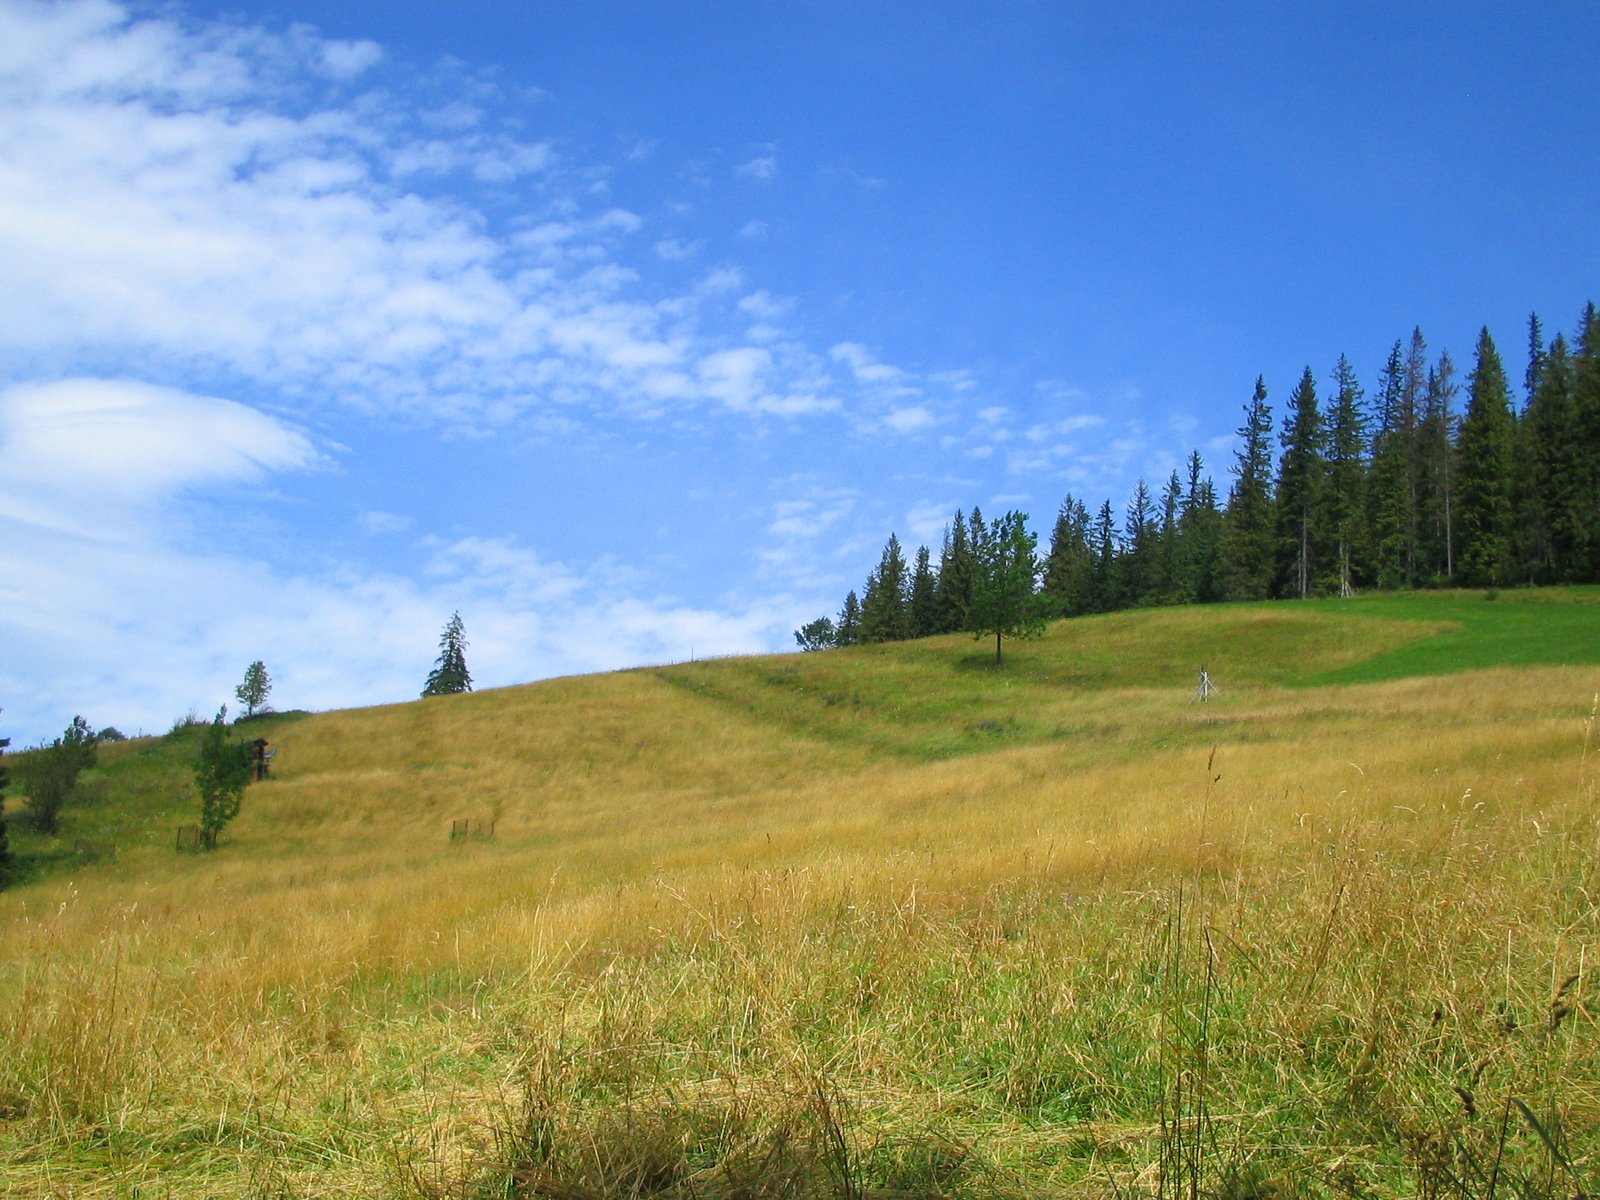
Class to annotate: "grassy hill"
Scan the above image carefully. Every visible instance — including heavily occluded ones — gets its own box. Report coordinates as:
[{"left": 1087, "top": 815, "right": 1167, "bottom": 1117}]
[{"left": 3, "top": 589, "right": 1599, "bottom": 1197}]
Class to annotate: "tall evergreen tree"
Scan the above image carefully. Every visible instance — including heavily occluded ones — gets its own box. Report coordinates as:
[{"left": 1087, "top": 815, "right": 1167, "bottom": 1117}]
[
  {"left": 1119, "top": 479, "right": 1158, "bottom": 606},
  {"left": 1324, "top": 355, "right": 1367, "bottom": 595},
  {"left": 1041, "top": 495, "right": 1093, "bottom": 616},
  {"left": 1089, "top": 500, "right": 1119, "bottom": 613},
  {"left": 1218, "top": 376, "right": 1275, "bottom": 600},
  {"left": 1525, "top": 312, "right": 1547, "bottom": 405},
  {"left": 859, "top": 533, "right": 912, "bottom": 643},
  {"left": 1530, "top": 333, "right": 1580, "bottom": 579},
  {"left": 934, "top": 511, "right": 976, "bottom": 633},
  {"left": 908, "top": 544, "right": 939, "bottom": 638},
  {"left": 835, "top": 591, "right": 862, "bottom": 646},
  {"left": 1572, "top": 303, "right": 1600, "bottom": 579},
  {"left": 0, "top": 729, "right": 13, "bottom": 890},
  {"left": 1456, "top": 328, "right": 1517, "bottom": 586},
  {"left": 1156, "top": 470, "right": 1183, "bottom": 603},
  {"left": 1176, "top": 451, "right": 1222, "bottom": 604},
  {"left": 1274, "top": 366, "right": 1325, "bottom": 598},
  {"left": 421, "top": 612, "right": 472, "bottom": 696},
  {"left": 1367, "top": 332, "right": 1428, "bottom": 586},
  {"left": 1416, "top": 351, "right": 1459, "bottom": 582}
]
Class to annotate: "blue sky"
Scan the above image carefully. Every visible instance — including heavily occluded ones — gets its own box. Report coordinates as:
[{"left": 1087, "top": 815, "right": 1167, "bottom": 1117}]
[{"left": 2, "top": 0, "right": 1596, "bottom": 745}]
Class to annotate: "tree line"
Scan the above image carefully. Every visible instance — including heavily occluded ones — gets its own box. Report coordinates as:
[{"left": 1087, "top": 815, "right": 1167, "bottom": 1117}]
[{"left": 799, "top": 304, "right": 1600, "bottom": 648}]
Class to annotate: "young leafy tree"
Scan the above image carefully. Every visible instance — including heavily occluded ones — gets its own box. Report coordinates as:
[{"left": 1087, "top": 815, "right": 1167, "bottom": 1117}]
[
  {"left": 1456, "top": 327, "right": 1517, "bottom": 586},
  {"left": 422, "top": 612, "right": 473, "bottom": 697},
  {"left": 1218, "top": 376, "right": 1275, "bottom": 600},
  {"left": 234, "top": 660, "right": 272, "bottom": 718},
  {"left": 1274, "top": 366, "right": 1325, "bottom": 598},
  {"left": 968, "top": 510, "right": 1045, "bottom": 665},
  {"left": 13, "top": 715, "right": 97, "bottom": 836},
  {"left": 793, "top": 617, "right": 837, "bottom": 652},
  {"left": 194, "top": 707, "right": 253, "bottom": 849}
]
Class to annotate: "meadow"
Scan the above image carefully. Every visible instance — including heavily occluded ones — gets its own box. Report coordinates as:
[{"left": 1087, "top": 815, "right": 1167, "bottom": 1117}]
[{"left": 2, "top": 589, "right": 1598, "bottom": 1198}]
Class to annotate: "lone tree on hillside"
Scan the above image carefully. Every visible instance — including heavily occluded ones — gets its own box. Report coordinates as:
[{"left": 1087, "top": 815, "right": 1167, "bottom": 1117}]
[
  {"left": 13, "top": 715, "right": 98, "bottom": 836},
  {"left": 793, "top": 616, "right": 837, "bottom": 652},
  {"left": 422, "top": 612, "right": 473, "bottom": 697},
  {"left": 194, "top": 707, "right": 253, "bottom": 849},
  {"left": 235, "top": 660, "right": 272, "bottom": 718},
  {"left": 968, "top": 510, "right": 1047, "bottom": 665}
]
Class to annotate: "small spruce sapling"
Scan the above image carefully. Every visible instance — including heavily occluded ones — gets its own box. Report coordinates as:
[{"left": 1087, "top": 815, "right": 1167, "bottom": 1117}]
[{"left": 194, "top": 707, "right": 253, "bottom": 849}]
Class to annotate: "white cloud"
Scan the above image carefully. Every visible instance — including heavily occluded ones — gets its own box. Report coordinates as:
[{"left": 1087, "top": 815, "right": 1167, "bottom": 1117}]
[
  {"left": 655, "top": 237, "right": 702, "bottom": 261},
  {"left": 738, "top": 219, "right": 769, "bottom": 240},
  {"left": 883, "top": 405, "right": 936, "bottom": 434},
  {"left": 0, "top": 378, "right": 316, "bottom": 534},
  {"left": 735, "top": 152, "right": 777, "bottom": 181}
]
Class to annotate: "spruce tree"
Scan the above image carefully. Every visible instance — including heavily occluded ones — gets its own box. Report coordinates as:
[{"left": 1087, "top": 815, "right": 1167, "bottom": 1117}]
[
  {"left": 908, "top": 545, "right": 939, "bottom": 637},
  {"left": 1416, "top": 351, "right": 1459, "bottom": 582},
  {"left": 859, "top": 533, "right": 912, "bottom": 643},
  {"left": 1156, "top": 471, "right": 1183, "bottom": 604},
  {"left": 1119, "top": 479, "right": 1158, "bottom": 606},
  {"left": 1041, "top": 496, "right": 1093, "bottom": 616},
  {"left": 0, "top": 731, "right": 13, "bottom": 889},
  {"left": 835, "top": 591, "right": 862, "bottom": 646},
  {"left": 422, "top": 612, "right": 473, "bottom": 697},
  {"left": 1368, "top": 341, "right": 1412, "bottom": 588},
  {"left": 1324, "top": 356, "right": 1367, "bottom": 595},
  {"left": 1456, "top": 328, "right": 1517, "bottom": 586},
  {"left": 1518, "top": 333, "right": 1577, "bottom": 579},
  {"left": 934, "top": 512, "right": 975, "bottom": 633},
  {"left": 1218, "top": 377, "right": 1275, "bottom": 600},
  {"left": 1572, "top": 303, "right": 1600, "bottom": 578},
  {"left": 1089, "top": 500, "right": 1119, "bottom": 613},
  {"left": 1274, "top": 367, "right": 1325, "bottom": 598},
  {"left": 1176, "top": 452, "right": 1222, "bottom": 604}
]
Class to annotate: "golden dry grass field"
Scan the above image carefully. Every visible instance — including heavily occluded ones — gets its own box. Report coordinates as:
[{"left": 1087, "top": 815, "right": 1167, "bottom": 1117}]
[{"left": 2, "top": 592, "right": 1598, "bottom": 1197}]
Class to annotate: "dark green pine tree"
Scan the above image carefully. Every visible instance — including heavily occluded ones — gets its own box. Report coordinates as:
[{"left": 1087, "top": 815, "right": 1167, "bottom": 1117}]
[
  {"left": 1119, "top": 479, "right": 1158, "bottom": 606},
  {"left": 1513, "top": 332, "right": 1574, "bottom": 580},
  {"left": 421, "top": 611, "right": 473, "bottom": 696},
  {"left": 0, "top": 732, "right": 13, "bottom": 890},
  {"left": 1156, "top": 470, "right": 1183, "bottom": 604},
  {"left": 1324, "top": 355, "right": 1367, "bottom": 595},
  {"left": 859, "top": 533, "right": 912, "bottom": 644},
  {"left": 1218, "top": 376, "right": 1275, "bottom": 601},
  {"left": 907, "top": 544, "right": 939, "bottom": 638},
  {"left": 1573, "top": 303, "right": 1600, "bottom": 579},
  {"left": 1416, "top": 351, "right": 1459, "bottom": 582},
  {"left": 1176, "top": 451, "right": 1222, "bottom": 604},
  {"left": 1455, "top": 328, "right": 1517, "bottom": 586},
  {"left": 1088, "top": 500, "right": 1119, "bottom": 613},
  {"left": 1525, "top": 312, "right": 1547, "bottom": 405},
  {"left": 1041, "top": 495, "right": 1093, "bottom": 616},
  {"left": 1274, "top": 366, "right": 1325, "bottom": 598},
  {"left": 1367, "top": 331, "right": 1427, "bottom": 587},
  {"left": 836, "top": 591, "right": 862, "bottom": 646},
  {"left": 934, "top": 511, "right": 976, "bottom": 633}
]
